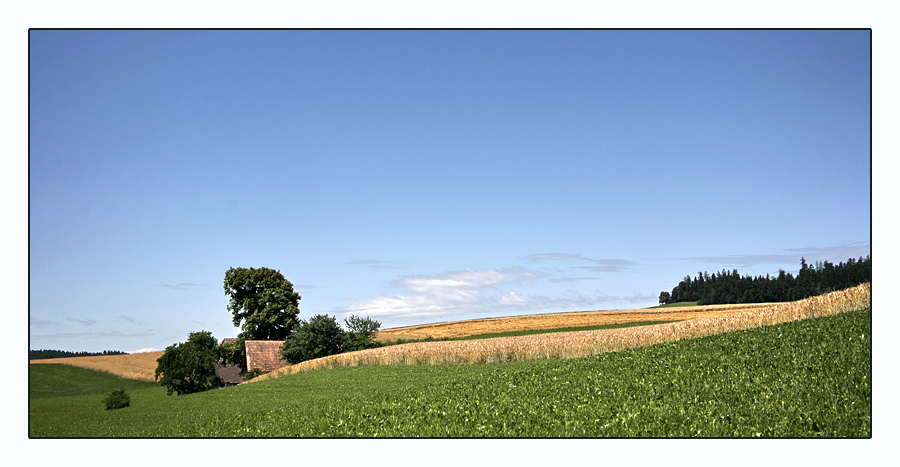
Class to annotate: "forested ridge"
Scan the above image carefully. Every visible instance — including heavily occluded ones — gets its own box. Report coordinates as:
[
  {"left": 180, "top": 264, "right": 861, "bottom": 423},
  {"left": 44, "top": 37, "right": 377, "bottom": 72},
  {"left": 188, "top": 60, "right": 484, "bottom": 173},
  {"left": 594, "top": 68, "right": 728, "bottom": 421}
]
[
  {"left": 29, "top": 349, "right": 127, "bottom": 360},
  {"left": 660, "top": 255, "right": 871, "bottom": 306}
]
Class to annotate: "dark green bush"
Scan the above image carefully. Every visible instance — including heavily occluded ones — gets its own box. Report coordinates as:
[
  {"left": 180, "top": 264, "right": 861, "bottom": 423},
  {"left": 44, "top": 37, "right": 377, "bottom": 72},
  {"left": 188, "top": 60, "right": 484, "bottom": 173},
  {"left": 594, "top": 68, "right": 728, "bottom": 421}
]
[
  {"left": 103, "top": 388, "right": 130, "bottom": 410},
  {"left": 281, "top": 314, "right": 382, "bottom": 364},
  {"left": 280, "top": 314, "right": 346, "bottom": 364},
  {"left": 155, "top": 330, "right": 224, "bottom": 395}
]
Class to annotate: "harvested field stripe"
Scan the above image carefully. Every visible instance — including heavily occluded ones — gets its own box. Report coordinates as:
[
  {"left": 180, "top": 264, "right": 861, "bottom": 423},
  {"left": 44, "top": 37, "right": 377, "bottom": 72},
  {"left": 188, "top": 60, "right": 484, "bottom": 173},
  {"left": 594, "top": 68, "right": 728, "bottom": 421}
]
[
  {"left": 376, "top": 302, "right": 774, "bottom": 340},
  {"left": 455, "top": 320, "right": 681, "bottom": 341},
  {"left": 29, "top": 352, "right": 164, "bottom": 382},
  {"left": 251, "top": 283, "right": 870, "bottom": 383}
]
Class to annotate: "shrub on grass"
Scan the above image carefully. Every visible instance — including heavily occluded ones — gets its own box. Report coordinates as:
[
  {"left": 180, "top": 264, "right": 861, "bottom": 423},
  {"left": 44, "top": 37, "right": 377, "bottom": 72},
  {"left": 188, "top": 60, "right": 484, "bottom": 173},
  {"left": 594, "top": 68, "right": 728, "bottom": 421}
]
[
  {"left": 280, "top": 314, "right": 346, "bottom": 364},
  {"left": 103, "top": 388, "right": 130, "bottom": 410}
]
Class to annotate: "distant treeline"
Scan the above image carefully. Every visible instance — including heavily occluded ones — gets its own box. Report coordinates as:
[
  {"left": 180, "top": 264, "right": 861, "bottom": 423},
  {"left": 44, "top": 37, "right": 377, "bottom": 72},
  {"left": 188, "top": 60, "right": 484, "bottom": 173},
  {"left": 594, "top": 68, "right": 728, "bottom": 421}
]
[
  {"left": 29, "top": 349, "right": 127, "bottom": 360},
  {"left": 661, "top": 256, "right": 871, "bottom": 306}
]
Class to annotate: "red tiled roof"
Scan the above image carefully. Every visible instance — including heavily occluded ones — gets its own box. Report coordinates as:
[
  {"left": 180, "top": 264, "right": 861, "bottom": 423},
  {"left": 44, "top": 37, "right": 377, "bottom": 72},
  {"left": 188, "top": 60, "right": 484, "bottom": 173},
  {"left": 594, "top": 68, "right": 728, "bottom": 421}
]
[{"left": 244, "top": 340, "right": 288, "bottom": 373}]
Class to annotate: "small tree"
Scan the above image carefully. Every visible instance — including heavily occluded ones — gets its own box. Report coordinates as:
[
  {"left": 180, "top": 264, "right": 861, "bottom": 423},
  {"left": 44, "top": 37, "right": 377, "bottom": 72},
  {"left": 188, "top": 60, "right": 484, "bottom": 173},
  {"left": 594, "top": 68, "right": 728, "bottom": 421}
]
[
  {"left": 280, "top": 314, "right": 345, "bottom": 364},
  {"left": 658, "top": 291, "right": 671, "bottom": 305},
  {"left": 342, "top": 315, "right": 382, "bottom": 352},
  {"left": 103, "top": 388, "right": 131, "bottom": 410},
  {"left": 155, "top": 330, "right": 224, "bottom": 395},
  {"left": 218, "top": 337, "right": 246, "bottom": 372}
]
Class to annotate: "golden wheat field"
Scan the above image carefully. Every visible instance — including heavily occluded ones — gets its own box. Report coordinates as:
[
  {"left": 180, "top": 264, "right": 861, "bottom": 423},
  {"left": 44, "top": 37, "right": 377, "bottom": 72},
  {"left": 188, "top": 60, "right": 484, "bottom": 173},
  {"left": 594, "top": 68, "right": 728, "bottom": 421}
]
[
  {"left": 251, "top": 283, "right": 870, "bottom": 383},
  {"left": 375, "top": 303, "right": 774, "bottom": 340},
  {"left": 29, "top": 351, "right": 164, "bottom": 382}
]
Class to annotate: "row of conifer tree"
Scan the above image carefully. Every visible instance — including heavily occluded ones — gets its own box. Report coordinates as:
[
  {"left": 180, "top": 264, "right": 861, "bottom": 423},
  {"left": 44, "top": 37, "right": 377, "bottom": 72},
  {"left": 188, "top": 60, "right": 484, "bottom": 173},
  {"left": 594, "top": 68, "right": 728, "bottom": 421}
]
[
  {"left": 29, "top": 349, "right": 127, "bottom": 360},
  {"left": 661, "top": 255, "right": 871, "bottom": 305}
]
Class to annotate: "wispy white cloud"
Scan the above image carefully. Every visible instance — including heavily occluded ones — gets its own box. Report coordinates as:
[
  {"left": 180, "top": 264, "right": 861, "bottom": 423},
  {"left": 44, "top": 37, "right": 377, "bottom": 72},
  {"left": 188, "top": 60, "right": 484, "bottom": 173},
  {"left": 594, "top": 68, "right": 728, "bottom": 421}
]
[
  {"left": 547, "top": 276, "right": 600, "bottom": 284},
  {"left": 523, "top": 253, "right": 638, "bottom": 272},
  {"left": 118, "top": 314, "right": 152, "bottom": 326},
  {"left": 392, "top": 268, "right": 540, "bottom": 294},
  {"left": 345, "top": 259, "right": 416, "bottom": 270},
  {"left": 684, "top": 242, "right": 871, "bottom": 268},
  {"left": 335, "top": 266, "right": 654, "bottom": 322},
  {"left": 573, "top": 260, "right": 638, "bottom": 273},
  {"left": 157, "top": 283, "right": 205, "bottom": 290},
  {"left": 524, "top": 253, "right": 588, "bottom": 262},
  {"left": 336, "top": 267, "right": 542, "bottom": 320},
  {"left": 32, "top": 330, "right": 154, "bottom": 340},
  {"left": 67, "top": 317, "right": 97, "bottom": 326},
  {"left": 128, "top": 347, "right": 160, "bottom": 354},
  {"left": 30, "top": 317, "right": 56, "bottom": 326},
  {"left": 683, "top": 254, "right": 789, "bottom": 267},
  {"left": 785, "top": 242, "right": 871, "bottom": 259}
]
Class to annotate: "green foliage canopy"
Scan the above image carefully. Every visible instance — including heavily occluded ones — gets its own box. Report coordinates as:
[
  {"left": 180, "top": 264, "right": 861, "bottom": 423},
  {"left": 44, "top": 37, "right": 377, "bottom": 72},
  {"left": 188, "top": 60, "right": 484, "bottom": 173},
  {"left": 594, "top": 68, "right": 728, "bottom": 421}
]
[
  {"left": 223, "top": 267, "right": 301, "bottom": 341},
  {"left": 154, "top": 330, "right": 224, "bottom": 396},
  {"left": 342, "top": 315, "right": 382, "bottom": 352},
  {"left": 280, "top": 314, "right": 382, "bottom": 364},
  {"left": 658, "top": 291, "right": 671, "bottom": 305},
  {"left": 280, "top": 314, "right": 345, "bottom": 364},
  {"left": 217, "top": 338, "right": 246, "bottom": 370}
]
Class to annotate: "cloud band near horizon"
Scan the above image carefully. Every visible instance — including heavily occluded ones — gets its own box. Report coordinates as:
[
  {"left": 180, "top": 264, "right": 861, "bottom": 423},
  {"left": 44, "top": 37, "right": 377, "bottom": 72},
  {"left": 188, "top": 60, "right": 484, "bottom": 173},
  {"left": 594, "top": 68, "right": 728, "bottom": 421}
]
[{"left": 334, "top": 266, "right": 653, "bottom": 322}]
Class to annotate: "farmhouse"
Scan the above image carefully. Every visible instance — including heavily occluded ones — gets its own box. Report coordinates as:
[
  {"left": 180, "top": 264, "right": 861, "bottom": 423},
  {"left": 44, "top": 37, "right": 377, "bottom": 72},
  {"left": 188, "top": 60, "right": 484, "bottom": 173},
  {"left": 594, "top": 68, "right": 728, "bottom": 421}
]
[
  {"left": 244, "top": 340, "right": 289, "bottom": 372},
  {"left": 214, "top": 339, "right": 291, "bottom": 383}
]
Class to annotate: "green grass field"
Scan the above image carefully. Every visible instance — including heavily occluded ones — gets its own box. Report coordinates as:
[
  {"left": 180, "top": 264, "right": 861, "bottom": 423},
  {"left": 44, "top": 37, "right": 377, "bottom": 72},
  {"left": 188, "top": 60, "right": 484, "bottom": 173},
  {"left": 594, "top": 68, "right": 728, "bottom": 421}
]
[
  {"left": 652, "top": 301, "right": 699, "bottom": 308},
  {"left": 29, "top": 307, "right": 870, "bottom": 437}
]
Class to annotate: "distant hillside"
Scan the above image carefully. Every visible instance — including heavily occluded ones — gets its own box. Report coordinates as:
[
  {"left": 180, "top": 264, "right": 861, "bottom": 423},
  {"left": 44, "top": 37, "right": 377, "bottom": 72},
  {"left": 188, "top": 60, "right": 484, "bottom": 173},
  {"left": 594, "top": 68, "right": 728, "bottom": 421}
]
[{"left": 29, "top": 351, "right": 164, "bottom": 382}]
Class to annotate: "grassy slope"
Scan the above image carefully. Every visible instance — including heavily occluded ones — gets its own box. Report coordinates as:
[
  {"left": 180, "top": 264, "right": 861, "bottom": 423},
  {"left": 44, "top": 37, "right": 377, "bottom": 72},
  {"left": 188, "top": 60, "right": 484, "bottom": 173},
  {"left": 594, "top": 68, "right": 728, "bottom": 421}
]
[
  {"left": 651, "top": 301, "right": 699, "bottom": 308},
  {"left": 29, "top": 364, "right": 162, "bottom": 436},
  {"left": 30, "top": 307, "right": 871, "bottom": 438},
  {"left": 30, "top": 363, "right": 157, "bottom": 397}
]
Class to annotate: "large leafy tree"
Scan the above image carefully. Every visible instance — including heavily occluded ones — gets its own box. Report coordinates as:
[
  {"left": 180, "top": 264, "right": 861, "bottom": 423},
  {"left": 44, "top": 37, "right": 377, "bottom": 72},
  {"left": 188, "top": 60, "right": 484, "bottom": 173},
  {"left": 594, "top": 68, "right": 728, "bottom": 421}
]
[
  {"left": 154, "top": 330, "right": 224, "bottom": 395},
  {"left": 280, "top": 314, "right": 345, "bottom": 364},
  {"left": 280, "top": 314, "right": 382, "bottom": 364},
  {"left": 223, "top": 267, "right": 301, "bottom": 341}
]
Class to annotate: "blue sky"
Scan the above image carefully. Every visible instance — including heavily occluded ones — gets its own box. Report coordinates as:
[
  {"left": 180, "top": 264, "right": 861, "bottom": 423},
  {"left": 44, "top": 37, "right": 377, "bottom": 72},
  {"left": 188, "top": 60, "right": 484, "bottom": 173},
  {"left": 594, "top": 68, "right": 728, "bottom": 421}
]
[{"left": 29, "top": 30, "right": 871, "bottom": 353}]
